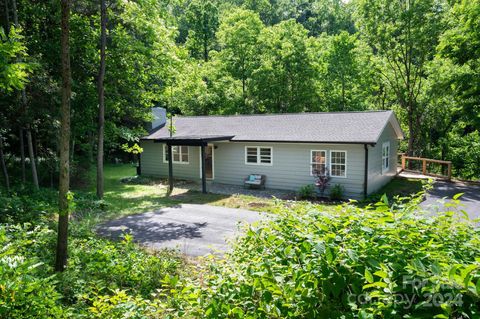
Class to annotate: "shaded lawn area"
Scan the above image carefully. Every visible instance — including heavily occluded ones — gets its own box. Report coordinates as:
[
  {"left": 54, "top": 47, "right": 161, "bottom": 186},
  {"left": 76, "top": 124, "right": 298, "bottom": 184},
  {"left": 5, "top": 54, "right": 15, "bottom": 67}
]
[
  {"left": 86, "top": 164, "right": 287, "bottom": 222},
  {"left": 374, "top": 177, "right": 425, "bottom": 199},
  {"left": 77, "top": 165, "right": 426, "bottom": 226}
]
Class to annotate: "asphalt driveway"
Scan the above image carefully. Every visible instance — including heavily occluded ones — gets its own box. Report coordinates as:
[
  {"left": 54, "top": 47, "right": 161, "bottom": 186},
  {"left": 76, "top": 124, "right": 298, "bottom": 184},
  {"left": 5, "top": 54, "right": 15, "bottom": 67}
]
[
  {"left": 97, "top": 204, "right": 265, "bottom": 256},
  {"left": 421, "top": 181, "right": 480, "bottom": 220}
]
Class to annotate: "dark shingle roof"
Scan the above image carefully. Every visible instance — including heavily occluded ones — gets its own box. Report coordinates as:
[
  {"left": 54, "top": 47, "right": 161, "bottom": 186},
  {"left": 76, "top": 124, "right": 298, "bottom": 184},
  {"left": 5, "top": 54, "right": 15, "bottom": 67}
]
[{"left": 144, "top": 110, "right": 404, "bottom": 144}]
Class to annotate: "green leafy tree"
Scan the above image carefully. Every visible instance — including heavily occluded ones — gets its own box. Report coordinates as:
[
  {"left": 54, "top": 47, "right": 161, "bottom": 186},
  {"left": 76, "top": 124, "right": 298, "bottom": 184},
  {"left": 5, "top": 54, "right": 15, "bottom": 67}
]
[
  {"left": 311, "top": 31, "right": 378, "bottom": 111},
  {"left": 436, "top": 0, "right": 479, "bottom": 133},
  {"left": 0, "top": 27, "right": 29, "bottom": 92},
  {"left": 252, "top": 19, "right": 316, "bottom": 113},
  {"left": 185, "top": 0, "right": 219, "bottom": 61},
  {"left": 354, "top": 0, "right": 446, "bottom": 156},
  {"left": 172, "top": 57, "right": 241, "bottom": 115},
  {"left": 217, "top": 8, "right": 264, "bottom": 111},
  {"left": 422, "top": 0, "right": 480, "bottom": 178}
]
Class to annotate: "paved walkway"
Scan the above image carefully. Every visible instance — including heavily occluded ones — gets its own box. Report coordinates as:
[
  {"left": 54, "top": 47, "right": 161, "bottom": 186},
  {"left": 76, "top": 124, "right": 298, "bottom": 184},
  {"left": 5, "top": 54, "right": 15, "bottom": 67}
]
[
  {"left": 421, "top": 181, "right": 480, "bottom": 220},
  {"left": 96, "top": 204, "right": 266, "bottom": 256}
]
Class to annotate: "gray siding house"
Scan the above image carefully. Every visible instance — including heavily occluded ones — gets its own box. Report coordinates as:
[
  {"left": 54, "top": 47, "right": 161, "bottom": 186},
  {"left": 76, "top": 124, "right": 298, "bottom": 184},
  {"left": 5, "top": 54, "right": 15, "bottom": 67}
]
[{"left": 140, "top": 110, "right": 404, "bottom": 199}]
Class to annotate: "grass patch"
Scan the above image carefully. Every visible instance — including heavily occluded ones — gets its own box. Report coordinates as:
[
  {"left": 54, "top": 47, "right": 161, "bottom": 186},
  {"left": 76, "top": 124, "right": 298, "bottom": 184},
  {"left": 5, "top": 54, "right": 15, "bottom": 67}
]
[
  {"left": 363, "top": 176, "right": 427, "bottom": 205},
  {"left": 377, "top": 176, "right": 425, "bottom": 197},
  {"left": 72, "top": 164, "right": 337, "bottom": 225},
  {"left": 76, "top": 164, "right": 288, "bottom": 223}
]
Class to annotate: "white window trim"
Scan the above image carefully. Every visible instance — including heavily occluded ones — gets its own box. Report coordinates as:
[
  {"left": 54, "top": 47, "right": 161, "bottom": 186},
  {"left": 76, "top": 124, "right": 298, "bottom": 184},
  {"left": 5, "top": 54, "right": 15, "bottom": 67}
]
[
  {"left": 244, "top": 146, "right": 273, "bottom": 166},
  {"left": 198, "top": 144, "right": 214, "bottom": 180},
  {"left": 329, "top": 150, "right": 347, "bottom": 178},
  {"left": 310, "top": 150, "right": 327, "bottom": 176},
  {"left": 163, "top": 144, "right": 190, "bottom": 165},
  {"left": 382, "top": 141, "right": 390, "bottom": 174}
]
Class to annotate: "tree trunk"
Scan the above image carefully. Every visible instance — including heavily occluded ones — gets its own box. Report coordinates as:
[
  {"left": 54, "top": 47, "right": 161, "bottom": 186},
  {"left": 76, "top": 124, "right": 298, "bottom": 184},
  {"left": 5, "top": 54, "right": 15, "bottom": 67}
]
[
  {"left": 26, "top": 129, "right": 39, "bottom": 189},
  {"left": 89, "top": 130, "right": 95, "bottom": 164},
  {"left": 4, "top": 0, "right": 10, "bottom": 33},
  {"left": 96, "top": 0, "right": 107, "bottom": 199},
  {"left": 70, "top": 135, "right": 75, "bottom": 163},
  {"left": 19, "top": 128, "right": 25, "bottom": 183},
  {"left": 55, "top": 0, "right": 71, "bottom": 273},
  {"left": 0, "top": 136, "right": 10, "bottom": 192},
  {"left": 407, "top": 103, "right": 414, "bottom": 157},
  {"left": 11, "top": 0, "right": 18, "bottom": 26},
  {"left": 12, "top": 0, "right": 31, "bottom": 187}
]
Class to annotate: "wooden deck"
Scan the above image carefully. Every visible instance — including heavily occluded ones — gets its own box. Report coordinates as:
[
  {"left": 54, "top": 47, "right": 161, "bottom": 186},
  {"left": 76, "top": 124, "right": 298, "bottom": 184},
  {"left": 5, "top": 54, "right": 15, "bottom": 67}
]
[{"left": 398, "top": 154, "right": 452, "bottom": 181}]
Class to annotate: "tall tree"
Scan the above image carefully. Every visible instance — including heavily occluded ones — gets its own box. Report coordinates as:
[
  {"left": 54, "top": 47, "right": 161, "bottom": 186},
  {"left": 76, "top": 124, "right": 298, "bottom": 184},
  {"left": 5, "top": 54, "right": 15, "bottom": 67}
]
[
  {"left": 55, "top": 0, "right": 72, "bottom": 272},
  {"left": 11, "top": 0, "right": 25, "bottom": 184},
  {"left": 217, "top": 8, "right": 264, "bottom": 111},
  {"left": 0, "top": 134, "right": 9, "bottom": 192},
  {"left": 96, "top": 0, "right": 107, "bottom": 199},
  {"left": 0, "top": 10, "right": 30, "bottom": 192},
  {"left": 252, "top": 19, "right": 316, "bottom": 113},
  {"left": 355, "top": 0, "right": 446, "bottom": 156},
  {"left": 10, "top": 0, "right": 39, "bottom": 189},
  {"left": 185, "top": 0, "right": 219, "bottom": 61},
  {"left": 311, "top": 31, "right": 377, "bottom": 111}
]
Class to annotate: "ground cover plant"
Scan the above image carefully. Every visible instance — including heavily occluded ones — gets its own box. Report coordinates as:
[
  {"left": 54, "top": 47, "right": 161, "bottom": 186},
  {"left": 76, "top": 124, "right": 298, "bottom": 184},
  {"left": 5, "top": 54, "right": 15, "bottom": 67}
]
[
  {"left": 166, "top": 192, "right": 480, "bottom": 318},
  {"left": 1, "top": 165, "right": 478, "bottom": 318}
]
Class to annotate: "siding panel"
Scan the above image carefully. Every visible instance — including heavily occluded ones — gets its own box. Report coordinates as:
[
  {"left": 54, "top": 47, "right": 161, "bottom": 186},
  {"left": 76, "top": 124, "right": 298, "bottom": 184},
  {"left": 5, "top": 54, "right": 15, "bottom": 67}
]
[
  {"left": 214, "top": 142, "right": 364, "bottom": 199},
  {"left": 367, "top": 123, "right": 399, "bottom": 194},
  {"left": 140, "top": 141, "right": 368, "bottom": 199},
  {"left": 141, "top": 141, "right": 201, "bottom": 181}
]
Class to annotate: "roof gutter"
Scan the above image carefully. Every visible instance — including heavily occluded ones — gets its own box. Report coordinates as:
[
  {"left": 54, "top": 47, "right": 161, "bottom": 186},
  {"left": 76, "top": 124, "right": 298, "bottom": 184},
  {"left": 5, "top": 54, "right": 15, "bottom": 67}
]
[
  {"left": 230, "top": 140, "right": 377, "bottom": 145},
  {"left": 364, "top": 144, "right": 370, "bottom": 199}
]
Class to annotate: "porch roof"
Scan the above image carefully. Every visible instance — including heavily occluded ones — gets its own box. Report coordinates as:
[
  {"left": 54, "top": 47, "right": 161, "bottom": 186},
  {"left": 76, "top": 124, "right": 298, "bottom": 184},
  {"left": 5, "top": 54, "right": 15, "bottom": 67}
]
[{"left": 153, "top": 135, "right": 234, "bottom": 146}]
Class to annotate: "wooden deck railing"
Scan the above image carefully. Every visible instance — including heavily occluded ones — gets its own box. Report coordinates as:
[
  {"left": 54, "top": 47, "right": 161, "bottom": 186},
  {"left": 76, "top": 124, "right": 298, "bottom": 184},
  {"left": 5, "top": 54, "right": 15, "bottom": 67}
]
[{"left": 399, "top": 153, "right": 452, "bottom": 180}]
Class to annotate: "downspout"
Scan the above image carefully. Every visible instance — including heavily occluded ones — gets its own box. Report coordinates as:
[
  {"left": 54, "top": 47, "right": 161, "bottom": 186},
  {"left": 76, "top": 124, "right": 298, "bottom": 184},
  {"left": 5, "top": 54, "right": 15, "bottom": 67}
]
[{"left": 364, "top": 144, "right": 369, "bottom": 199}]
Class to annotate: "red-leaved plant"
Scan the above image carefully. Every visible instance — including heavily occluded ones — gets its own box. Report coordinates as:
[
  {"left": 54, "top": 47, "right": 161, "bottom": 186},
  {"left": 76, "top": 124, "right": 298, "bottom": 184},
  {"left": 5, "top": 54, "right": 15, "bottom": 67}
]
[{"left": 314, "top": 167, "right": 330, "bottom": 197}]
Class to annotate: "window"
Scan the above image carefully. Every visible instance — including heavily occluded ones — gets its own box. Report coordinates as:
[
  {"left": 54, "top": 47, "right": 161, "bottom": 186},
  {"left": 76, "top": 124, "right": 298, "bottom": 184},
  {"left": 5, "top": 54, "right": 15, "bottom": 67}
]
[
  {"left": 310, "top": 150, "right": 326, "bottom": 175},
  {"left": 163, "top": 145, "right": 189, "bottom": 164},
  {"left": 382, "top": 142, "right": 390, "bottom": 173},
  {"left": 330, "top": 151, "right": 347, "bottom": 177},
  {"left": 245, "top": 146, "right": 272, "bottom": 165}
]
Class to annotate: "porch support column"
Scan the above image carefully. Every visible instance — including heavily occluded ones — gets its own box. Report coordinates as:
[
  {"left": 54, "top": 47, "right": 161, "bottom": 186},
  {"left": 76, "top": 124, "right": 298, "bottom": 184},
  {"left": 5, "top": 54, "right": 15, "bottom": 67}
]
[
  {"left": 200, "top": 143, "right": 207, "bottom": 194},
  {"left": 167, "top": 144, "right": 173, "bottom": 193}
]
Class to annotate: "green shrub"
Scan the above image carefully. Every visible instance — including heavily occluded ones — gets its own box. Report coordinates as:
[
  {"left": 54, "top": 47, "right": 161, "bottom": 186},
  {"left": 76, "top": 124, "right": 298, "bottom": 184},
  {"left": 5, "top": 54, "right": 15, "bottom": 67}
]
[
  {"left": 0, "top": 187, "right": 56, "bottom": 223},
  {"left": 58, "top": 233, "right": 182, "bottom": 306},
  {"left": 86, "top": 289, "right": 162, "bottom": 319},
  {"left": 329, "top": 183, "right": 344, "bottom": 200},
  {"left": 298, "top": 184, "right": 315, "bottom": 199},
  {"left": 173, "top": 193, "right": 480, "bottom": 318},
  {"left": 0, "top": 225, "right": 66, "bottom": 318}
]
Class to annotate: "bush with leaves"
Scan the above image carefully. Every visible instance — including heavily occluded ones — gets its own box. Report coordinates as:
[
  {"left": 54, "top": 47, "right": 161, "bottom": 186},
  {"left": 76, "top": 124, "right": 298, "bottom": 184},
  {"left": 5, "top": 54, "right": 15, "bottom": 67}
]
[
  {"left": 0, "top": 187, "right": 56, "bottom": 223},
  {"left": 0, "top": 225, "right": 66, "bottom": 318},
  {"left": 298, "top": 184, "right": 315, "bottom": 199},
  {"left": 0, "top": 185, "right": 184, "bottom": 318},
  {"left": 59, "top": 233, "right": 182, "bottom": 306},
  {"left": 169, "top": 192, "right": 480, "bottom": 318},
  {"left": 329, "top": 183, "right": 344, "bottom": 200}
]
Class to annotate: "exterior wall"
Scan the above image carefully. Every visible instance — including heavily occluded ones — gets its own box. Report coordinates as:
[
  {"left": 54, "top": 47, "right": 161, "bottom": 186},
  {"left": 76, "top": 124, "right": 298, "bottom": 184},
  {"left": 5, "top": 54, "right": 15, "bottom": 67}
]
[
  {"left": 214, "top": 142, "right": 365, "bottom": 199},
  {"left": 141, "top": 140, "right": 366, "bottom": 199},
  {"left": 367, "top": 122, "right": 399, "bottom": 194},
  {"left": 140, "top": 140, "right": 201, "bottom": 181}
]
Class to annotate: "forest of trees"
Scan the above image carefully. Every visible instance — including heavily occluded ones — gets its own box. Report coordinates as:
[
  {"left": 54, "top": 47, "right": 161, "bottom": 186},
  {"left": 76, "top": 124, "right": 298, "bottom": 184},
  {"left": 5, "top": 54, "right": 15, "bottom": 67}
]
[
  {"left": 1, "top": 0, "right": 479, "bottom": 192},
  {"left": 0, "top": 1, "right": 479, "bottom": 316}
]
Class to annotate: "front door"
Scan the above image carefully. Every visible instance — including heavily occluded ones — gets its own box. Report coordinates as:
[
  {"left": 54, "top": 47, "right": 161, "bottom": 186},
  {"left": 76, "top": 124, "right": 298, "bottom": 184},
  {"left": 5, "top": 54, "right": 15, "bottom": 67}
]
[{"left": 203, "top": 145, "right": 214, "bottom": 179}]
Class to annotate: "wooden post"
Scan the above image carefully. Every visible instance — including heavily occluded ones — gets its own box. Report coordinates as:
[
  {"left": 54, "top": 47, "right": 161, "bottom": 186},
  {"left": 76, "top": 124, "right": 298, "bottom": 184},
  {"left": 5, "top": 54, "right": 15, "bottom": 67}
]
[
  {"left": 447, "top": 163, "right": 452, "bottom": 181},
  {"left": 422, "top": 159, "right": 426, "bottom": 175},
  {"left": 401, "top": 154, "right": 406, "bottom": 170},
  {"left": 168, "top": 144, "right": 173, "bottom": 193},
  {"left": 200, "top": 144, "right": 207, "bottom": 194}
]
